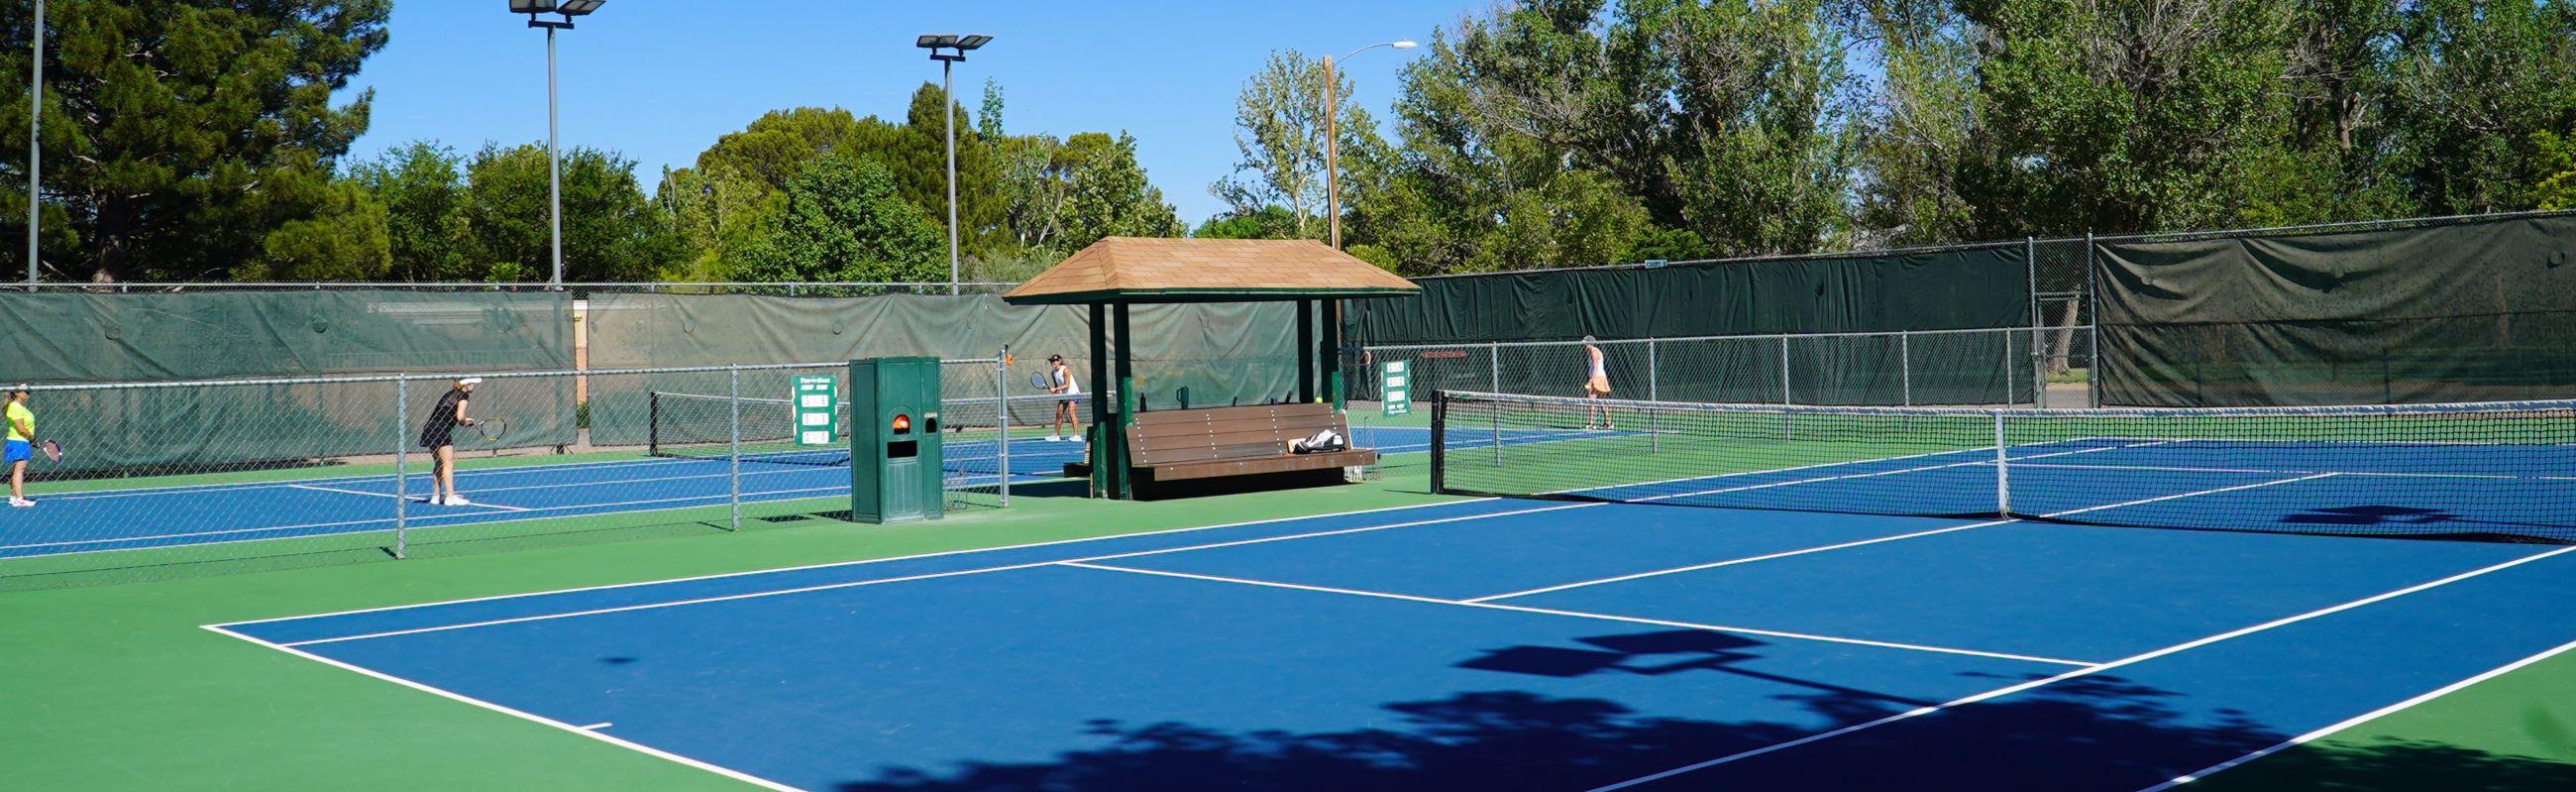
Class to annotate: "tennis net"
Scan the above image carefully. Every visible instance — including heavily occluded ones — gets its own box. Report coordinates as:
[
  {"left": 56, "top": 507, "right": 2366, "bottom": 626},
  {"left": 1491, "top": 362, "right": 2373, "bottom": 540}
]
[
  {"left": 648, "top": 391, "right": 853, "bottom": 467},
  {"left": 1430, "top": 391, "right": 2576, "bottom": 543}
]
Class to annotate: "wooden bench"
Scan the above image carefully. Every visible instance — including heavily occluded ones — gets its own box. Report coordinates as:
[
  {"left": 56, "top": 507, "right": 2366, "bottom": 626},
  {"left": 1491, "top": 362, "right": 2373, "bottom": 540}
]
[{"left": 1066, "top": 402, "right": 1376, "bottom": 485}]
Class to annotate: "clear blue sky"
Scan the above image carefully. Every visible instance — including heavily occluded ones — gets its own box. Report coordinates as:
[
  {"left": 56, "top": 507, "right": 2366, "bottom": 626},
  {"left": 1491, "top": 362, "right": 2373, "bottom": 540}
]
[{"left": 346, "top": 0, "right": 1472, "bottom": 227}]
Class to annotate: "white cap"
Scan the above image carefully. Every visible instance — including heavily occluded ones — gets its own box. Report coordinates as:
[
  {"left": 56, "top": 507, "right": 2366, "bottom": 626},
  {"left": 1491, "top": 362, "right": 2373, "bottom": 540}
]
[{"left": 459, "top": 377, "right": 483, "bottom": 385}]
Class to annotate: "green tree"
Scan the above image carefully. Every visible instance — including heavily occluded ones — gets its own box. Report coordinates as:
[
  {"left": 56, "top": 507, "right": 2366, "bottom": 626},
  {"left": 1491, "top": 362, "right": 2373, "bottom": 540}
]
[
  {"left": 2377, "top": 0, "right": 2576, "bottom": 215},
  {"left": 460, "top": 143, "right": 674, "bottom": 282},
  {"left": 2534, "top": 129, "right": 2576, "bottom": 210},
  {"left": 1963, "top": 0, "right": 2303, "bottom": 235},
  {"left": 0, "top": 0, "right": 392, "bottom": 282},
  {"left": 736, "top": 155, "right": 943, "bottom": 283},
  {"left": 1841, "top": 0, "right": 1986, "bottom": 245},
  {"left": 1193, "top": 206, "right": 1299, "bottom": 239},
  {"left": 349, "top": 141, "right": 470, "bottom": 281},
  {"left": 1054, "top": 132, "right": 1184, "bottom": 251},
  {"left": 895, "top": 83, "right": 1004, "bottom": 255}
]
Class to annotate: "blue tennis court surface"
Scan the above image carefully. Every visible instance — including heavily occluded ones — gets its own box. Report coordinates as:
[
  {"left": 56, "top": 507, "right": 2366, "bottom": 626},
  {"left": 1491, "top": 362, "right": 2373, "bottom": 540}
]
[
  {"left": 214, "top": 444, "right": 2576, "bottom": 791},
  {"left": 0, "top": 436, "right": 1091, "bottom": 559},
  {"left": 0, "top": 426, "right": 1586, "bottom": 560}
]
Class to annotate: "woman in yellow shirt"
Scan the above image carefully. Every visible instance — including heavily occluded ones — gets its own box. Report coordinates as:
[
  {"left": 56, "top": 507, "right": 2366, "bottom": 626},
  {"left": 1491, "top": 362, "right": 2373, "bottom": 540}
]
[{"left": 6, "top": 388, "right": 37, "bottom": 508}]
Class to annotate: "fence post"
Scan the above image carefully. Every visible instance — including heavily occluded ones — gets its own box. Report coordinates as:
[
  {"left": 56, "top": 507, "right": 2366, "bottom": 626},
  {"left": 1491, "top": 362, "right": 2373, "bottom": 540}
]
[
  {"left": 1778, "top": 335, "right": 1792, "bottom": 404},
  {"left": 2002, "top": 329, "right": 2016, "bottom": 406},
  {"left": 997, "top": 348, "right": 1011, "bottom": 507},
  {"left": 1899, "top": 331, "right": 1913, "bottom": 406},
  {"left": 728, "top": 365, "right": 741, "bottom": 531},
  {"left": 1647, "top": 338, "right": 1659, "bottom": 452},
  {"left": 1992, "top": 411, "right": 2011, "bottom": 517},
  {"left": 393, "top": 374, "right": 407, "bottom": 559},
  {"left": 2027, "top": 237, "right": 2046, "bottom": 408},
  {"left": 1488, "top": 342, "right": 1501, "bottom": 395}
]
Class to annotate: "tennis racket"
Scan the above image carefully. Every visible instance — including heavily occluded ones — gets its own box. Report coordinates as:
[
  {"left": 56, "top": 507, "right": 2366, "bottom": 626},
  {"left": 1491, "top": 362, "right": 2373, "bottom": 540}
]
[
  {"left": 39, "top": 440, "right": 60, "bottom": 463},
  {"left": 1031, "top": 372, "right": 1053, "bottom": 392},
  {"left": 473, "top": 417, "right": 508, "bottom": 443}
]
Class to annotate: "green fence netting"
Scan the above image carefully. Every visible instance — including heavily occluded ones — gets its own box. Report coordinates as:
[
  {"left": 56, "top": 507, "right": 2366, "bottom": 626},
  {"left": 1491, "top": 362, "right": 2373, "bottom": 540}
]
[
  {"left": 0, "top": 291, "right": 576, "bottom": 473},
  {"left": 2095, "top": 213, "right": 2576, "bottom": 406},
  {"left": 1345, "top": 244, "right": 2032, "bottom": 345},
  {"left": 581, "top": 293, "right": 1301, "bottom": 446}
]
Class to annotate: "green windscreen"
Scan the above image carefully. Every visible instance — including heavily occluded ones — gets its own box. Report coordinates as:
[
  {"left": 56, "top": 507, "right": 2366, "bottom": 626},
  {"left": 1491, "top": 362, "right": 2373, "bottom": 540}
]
[{"left": 2095, "top": 213, "right": 2576, "bottom": 406}]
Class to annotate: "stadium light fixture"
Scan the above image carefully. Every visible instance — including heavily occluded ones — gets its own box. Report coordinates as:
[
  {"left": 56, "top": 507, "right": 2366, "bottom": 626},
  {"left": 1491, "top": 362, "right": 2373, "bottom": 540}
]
[{"left": 915, "top": 34, "right": 996, "bottom": 295}]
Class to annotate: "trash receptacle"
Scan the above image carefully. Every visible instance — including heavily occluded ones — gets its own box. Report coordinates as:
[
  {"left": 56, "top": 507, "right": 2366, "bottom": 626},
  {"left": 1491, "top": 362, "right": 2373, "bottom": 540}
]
[{"left": 849, "top": 357, "right": 943, "bottom": 524}]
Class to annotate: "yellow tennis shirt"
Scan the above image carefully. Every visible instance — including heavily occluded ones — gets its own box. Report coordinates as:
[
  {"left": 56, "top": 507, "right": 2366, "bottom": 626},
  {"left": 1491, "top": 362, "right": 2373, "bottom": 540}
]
[{"left": 5, "top": 402, "right": 29, "bottom": 442}]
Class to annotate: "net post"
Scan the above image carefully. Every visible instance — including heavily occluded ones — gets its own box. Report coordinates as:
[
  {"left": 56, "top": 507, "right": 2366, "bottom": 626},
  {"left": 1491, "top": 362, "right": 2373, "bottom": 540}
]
[
  {"left": 1429, "top": 391, "right": 1448, "bottom": 494},
  {"left": 1992, "top": 410, "right": 2011, "bottom": 517},
  {"left": 393, "top": 374, "right": 408, "bottom": 560},
  {"left": 727, "top": 365, "right": 741, "bottom": 531},
  {"left": 2086, "top": 232, "right": 2101, "bottom": 408},
  {"left": 647, "top": 391, "right": 659, "bottom": 455},
  {"left": 996, "top": 347, "right": 1011, "bottom": 507}
]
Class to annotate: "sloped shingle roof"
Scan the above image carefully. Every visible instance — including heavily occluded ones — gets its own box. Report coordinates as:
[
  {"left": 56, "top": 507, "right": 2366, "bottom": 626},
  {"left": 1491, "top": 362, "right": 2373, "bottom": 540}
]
[{"left": 1002, "top": 237, "right": 1420, "bottom": 304}]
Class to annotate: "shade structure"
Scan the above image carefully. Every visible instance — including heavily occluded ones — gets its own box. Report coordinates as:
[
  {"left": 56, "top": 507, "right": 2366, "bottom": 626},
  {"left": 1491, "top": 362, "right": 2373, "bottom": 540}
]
[
  {"left": 1002, "top": 237, "right": 1421, "bottom": 305},
  {"left": 1003, "top": 237, "right": 1422, "bottom": 500}
]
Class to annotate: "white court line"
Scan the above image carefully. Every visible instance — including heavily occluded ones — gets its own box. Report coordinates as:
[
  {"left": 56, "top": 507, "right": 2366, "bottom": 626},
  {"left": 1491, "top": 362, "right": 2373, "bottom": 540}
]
[
  {"left": 220, "top": 439, "right": 2112, "bottom": 634},
  {"left": 578, "top": 722, "right": 614, "bottom": 731},
  {"left": 209, "top": 438, "right": 2216, "bottom": 638},
  {"left": 1613, "top": 439, "right": 2170, "bottom": 506},
  {"left": 33, "top": 454, "right": 741, "bottom": 503},
  {"left": 201, "top": 624, "right": 806, "bottom": 792},
  {"left": 1581, "top": 544, "right": 2576, "bottom": 791},
  {"left": 1471, "top": 472, "right": 2333, "bottom": 604},
  {"left": 1057, "top": 561, "right": 2096, "bottom": 667},
  {"left": 0, "top": 484, "right": 849, "bottom": 554},
  {"left": 210, "top": 497, "right": 1515, "bottom": 629},
  {"left": 1464, "top": 520, "right": 2013, "bottom": 603},
  {"left": 288, "top": 485, "right": 531, "bottom": 512},
  {"left": 2010, "top": 461, "right": 2576, "bottom": 483},
  {"left": 269, "top": 502, "right": 1600, "bottom": 648},
  {"left": 2140, "top": 633, "right": 2576, "bottom": 791}
]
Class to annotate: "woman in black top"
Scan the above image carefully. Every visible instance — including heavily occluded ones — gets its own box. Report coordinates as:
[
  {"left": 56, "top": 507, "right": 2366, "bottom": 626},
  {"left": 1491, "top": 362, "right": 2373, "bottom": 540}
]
[{"left": 418, "top": 378, "right": 479, "bottom": 506}]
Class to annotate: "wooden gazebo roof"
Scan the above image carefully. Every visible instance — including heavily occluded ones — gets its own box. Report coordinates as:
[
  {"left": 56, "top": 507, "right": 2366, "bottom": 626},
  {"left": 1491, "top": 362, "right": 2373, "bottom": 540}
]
[{"left": 1002, "top": 237, "right": 1421, "bottom": 304}]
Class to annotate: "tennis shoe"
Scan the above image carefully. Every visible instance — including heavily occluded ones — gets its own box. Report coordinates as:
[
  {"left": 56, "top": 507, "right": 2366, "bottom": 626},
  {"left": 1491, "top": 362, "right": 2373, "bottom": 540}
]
[
  {"left": 445, "top": 495, "right": 473, "bottom": 507},
  {"left": 1046, "top": 435, "right": 1062, "bottom": 442},
  {"left": 9, "top": 498, "right": 31, "bottom": 508}
]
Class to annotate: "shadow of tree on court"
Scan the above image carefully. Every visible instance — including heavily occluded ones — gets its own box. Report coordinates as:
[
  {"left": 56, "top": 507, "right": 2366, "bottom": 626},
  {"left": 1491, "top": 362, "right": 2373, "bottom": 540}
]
[
  {"left": 820, "top": 658, "right": 2462, "bottom": 791},
  {"left": 2182, "top": 738, "right": 2576, "bottom": 792}
]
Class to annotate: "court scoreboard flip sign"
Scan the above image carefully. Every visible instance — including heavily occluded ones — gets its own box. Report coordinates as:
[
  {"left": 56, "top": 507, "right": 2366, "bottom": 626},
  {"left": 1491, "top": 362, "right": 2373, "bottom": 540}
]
[
  {"left": 794, "top": 376, "right": 837, "bottom": 446},
  {"left": 1382, "top": 360, "right": 1411, "bottom": 417}
]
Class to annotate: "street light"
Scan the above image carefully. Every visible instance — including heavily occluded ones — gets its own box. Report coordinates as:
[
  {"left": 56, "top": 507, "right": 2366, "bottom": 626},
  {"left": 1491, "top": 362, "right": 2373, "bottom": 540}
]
[
  {"left": 917, "top": 34, "right": 992, "bottom": 295},
  {"left": 1325, "top": 41, "right": 1413, "bottom": 251},
  {"left": 511, "top": 0, "right": 606, "bottom": 288}
]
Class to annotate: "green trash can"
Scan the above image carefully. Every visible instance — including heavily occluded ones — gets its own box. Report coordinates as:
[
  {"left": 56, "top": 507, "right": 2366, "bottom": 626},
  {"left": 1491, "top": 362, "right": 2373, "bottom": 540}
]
[{"left": 849, "top": 357, "right": 944, "bottom": 524}]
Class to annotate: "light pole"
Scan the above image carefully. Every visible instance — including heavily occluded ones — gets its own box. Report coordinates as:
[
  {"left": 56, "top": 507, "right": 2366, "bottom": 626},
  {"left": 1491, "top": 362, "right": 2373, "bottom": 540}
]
[
  {"left": 26, "top": 0, "right": 41, "bottom": 284},
  {"left": 512, "top": 0, "right": 605, "bottom": 288},
  {"left": 1324, "top": 41, "right": 1413, "bottom": 251},
  {"left": 917, "top": 34, "right": 992, "bottom": 296}
]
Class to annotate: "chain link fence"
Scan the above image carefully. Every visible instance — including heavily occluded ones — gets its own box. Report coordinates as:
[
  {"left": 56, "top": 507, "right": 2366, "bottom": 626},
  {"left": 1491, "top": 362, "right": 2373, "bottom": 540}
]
[
  {"left": 0, "top": 356, "right": 1078, "bottom": 591},
  {"left": 1357, "top": 326, "right": 2082, "bottom": 409}
]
